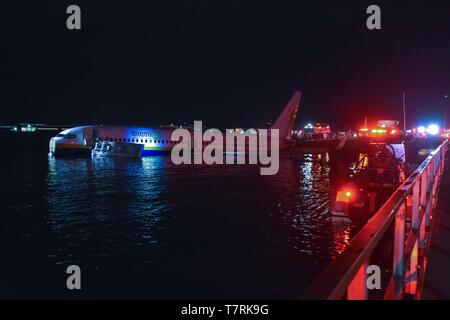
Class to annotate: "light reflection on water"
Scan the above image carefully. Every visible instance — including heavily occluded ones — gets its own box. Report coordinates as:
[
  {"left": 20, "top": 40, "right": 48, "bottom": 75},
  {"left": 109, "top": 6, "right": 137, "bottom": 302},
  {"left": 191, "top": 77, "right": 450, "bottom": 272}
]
[{"left": 3, "top": 149, "right": 357, "bottom": 298}]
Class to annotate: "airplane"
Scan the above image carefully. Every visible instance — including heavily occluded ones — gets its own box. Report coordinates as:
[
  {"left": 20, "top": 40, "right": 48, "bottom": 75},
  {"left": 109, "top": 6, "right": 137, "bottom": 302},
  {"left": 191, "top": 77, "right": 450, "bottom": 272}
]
[{"left": 48, "top": 91, "right": 302, "bottom": 157}]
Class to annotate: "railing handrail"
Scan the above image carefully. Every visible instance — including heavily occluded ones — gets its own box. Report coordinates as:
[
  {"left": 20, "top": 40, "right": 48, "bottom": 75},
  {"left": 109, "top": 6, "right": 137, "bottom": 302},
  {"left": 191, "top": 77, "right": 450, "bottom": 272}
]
[{"left": 303, "top": 139, "right": 449, "bottom": 299}]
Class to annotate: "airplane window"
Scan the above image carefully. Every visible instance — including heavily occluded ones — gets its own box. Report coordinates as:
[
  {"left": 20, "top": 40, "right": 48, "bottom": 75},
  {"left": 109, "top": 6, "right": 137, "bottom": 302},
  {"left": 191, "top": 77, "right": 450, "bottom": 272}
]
[{"left": 145, "top": 140, "right": 147, "bottom": 143}]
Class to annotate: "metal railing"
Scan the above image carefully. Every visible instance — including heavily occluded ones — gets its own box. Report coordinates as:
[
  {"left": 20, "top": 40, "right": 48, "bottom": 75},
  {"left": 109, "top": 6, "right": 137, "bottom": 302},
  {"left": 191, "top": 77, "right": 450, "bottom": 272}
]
[{"left": 304, "top": 139, "right": 449, "bottom": 300}]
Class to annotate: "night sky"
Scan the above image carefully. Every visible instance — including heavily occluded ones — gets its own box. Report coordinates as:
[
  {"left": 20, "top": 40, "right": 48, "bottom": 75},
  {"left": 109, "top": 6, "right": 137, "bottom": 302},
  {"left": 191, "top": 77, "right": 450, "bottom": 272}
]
[{"left": 1, "top": 0, "right": 449, "bottom": 130}]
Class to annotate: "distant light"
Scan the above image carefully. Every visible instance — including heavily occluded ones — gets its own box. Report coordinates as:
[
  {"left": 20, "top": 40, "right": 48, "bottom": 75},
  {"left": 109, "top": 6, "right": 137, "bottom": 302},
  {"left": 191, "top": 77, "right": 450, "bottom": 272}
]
[
  {"left": 426, "top": 124, "right": 439, "bottom": 135},
  {"left": 345, "top": 191, "right": 352, "bottom": 198},
  {"left": 417, "top": 126, "right": 426, "bottom": 134}
]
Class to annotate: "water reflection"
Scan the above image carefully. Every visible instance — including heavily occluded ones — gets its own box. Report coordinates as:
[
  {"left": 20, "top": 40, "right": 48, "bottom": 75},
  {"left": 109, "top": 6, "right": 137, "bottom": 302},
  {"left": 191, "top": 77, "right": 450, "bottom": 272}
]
[
  {"left": 331, "top": 223, "right": 352, "bottom": 256},
  {"left": 35, "top": 152, "right": 356, "bottom": 297},
  {"left": 46, "top": 157, "right": 170, "bottom": 267}
]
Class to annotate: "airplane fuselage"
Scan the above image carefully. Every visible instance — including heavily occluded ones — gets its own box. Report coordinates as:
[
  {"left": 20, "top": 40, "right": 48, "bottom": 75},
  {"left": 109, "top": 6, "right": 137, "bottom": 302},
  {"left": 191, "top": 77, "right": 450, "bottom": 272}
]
[
  {"left": 49, "top": 91, "right": 302, "bottom": 157},
  {"left": 49, "top": 125, "right": 178, "bottom": 156}
]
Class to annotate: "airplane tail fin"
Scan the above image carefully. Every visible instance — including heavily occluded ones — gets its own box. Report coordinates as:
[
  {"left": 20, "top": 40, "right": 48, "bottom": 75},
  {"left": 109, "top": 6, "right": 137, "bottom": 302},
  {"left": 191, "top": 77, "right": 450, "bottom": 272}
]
[{"left": 270, "top": 91, "right": 302, "bottom": 149}]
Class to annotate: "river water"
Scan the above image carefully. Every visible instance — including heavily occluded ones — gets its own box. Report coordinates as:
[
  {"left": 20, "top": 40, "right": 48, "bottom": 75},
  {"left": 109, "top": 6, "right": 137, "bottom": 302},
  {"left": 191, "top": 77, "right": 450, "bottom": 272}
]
[{"left": 0, "top": 133, "right": 359, "bottom": 299}]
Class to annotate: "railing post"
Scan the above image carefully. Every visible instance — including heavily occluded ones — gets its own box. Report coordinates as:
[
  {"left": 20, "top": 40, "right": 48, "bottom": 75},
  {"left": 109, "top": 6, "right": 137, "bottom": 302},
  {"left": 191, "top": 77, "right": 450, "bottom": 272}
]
[
  {"left": 431, "top": 156, "right": 438, "bottom": 209},
  {"left": 411, "top": 180, "right": 423, "bottom": 296},
  {"left": 419, "top": 210, "right": 426, "bottom": 249},
  {"left": 419, "top": 164, "right": 430, "bottom": 248},
  {"left": 405, "top": 239, "right": 419, "bottom": 295},
  {"left": 393, "top": 203, "right": 406, "bottom": 277},
  {"left": 347, "top": 260, "right": 368, "bottom": 300},
  {"left": 420, "top": 172, "right": 426, "bottom": 214},
  {"left": 411, "top": 183, "right": 420, "bottom": 232},
  {"left": 425, "top": 165, "right": 432, "bottom": 227},
  {"left": 442, "top": 142, "right": 448, "bottom": 173},
  {"left": 433, "top": 148, "right": 444, "bottom": 209}
]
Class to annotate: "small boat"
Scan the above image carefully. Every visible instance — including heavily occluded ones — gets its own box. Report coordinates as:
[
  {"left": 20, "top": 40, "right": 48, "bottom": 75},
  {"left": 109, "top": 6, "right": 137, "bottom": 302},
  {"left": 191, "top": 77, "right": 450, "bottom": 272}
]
[
  {"left": 331, "top": 142, "right": 409, "bottom": 223},
  {"left": 91, "top": 140, "right": 143, "bottom": 158}
]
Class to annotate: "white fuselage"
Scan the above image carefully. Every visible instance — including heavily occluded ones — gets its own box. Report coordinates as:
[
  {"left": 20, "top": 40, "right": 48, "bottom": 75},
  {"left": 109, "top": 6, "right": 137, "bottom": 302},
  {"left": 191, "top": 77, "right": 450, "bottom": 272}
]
[{"left": 49, "top": 125, "right": 180, "bottom": 156}]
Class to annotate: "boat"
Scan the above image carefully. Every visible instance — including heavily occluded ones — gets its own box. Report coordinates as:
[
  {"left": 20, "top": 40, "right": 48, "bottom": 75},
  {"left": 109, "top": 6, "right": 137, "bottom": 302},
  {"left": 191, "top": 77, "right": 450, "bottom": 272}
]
[{"left": 331, "top": 142, "right": 409, "bottom": 223}]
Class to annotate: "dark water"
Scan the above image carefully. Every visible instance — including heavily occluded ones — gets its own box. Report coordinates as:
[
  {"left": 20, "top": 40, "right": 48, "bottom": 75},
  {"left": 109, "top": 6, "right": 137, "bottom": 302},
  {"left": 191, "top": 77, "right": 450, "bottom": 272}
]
[{"left": 0, "top": 133, "right": 358, "bottom": 299}]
